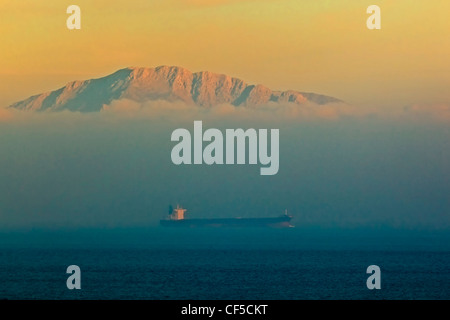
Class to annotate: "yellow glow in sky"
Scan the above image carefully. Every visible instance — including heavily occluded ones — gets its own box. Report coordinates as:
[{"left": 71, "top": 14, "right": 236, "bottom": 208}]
[{"left": 0, "top": 0, "right": 449, "bottom": 108}]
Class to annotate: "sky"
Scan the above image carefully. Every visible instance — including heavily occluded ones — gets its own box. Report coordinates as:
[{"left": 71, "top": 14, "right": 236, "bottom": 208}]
[{"left": 0, "top": 0, "right": 449, "bottom": 109}]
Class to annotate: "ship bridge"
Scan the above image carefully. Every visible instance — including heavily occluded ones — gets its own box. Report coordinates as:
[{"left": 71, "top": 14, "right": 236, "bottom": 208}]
[{"left": 169, "top": 205, "right": 186, "bottom": 220}]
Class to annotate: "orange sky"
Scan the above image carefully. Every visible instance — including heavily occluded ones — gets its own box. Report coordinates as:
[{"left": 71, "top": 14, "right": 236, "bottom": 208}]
[{"left": 0, "top": 0, "right": 449, "bottom": 109}]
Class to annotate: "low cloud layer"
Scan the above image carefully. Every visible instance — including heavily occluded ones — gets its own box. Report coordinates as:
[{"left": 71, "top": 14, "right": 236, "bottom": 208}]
[
  {"left": 2, "top": 99, "right": 450, "bottom": 124},
  {"left": 400, "top": 103, "right": 450, "bottom": 123},
  {"left": 101, "top": 99, "right": 450, "bottom": 123}
]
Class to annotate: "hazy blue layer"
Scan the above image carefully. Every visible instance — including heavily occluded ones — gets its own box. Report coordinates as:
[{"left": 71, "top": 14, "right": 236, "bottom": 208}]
[{"left": 0, "top": 115, "right": 449, "bottom": 230}]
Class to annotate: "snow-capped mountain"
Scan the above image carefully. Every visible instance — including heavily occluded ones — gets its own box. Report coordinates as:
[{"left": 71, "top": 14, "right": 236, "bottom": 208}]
[{"left": 9, "top": 66, "right": 341, "bottom": 112}]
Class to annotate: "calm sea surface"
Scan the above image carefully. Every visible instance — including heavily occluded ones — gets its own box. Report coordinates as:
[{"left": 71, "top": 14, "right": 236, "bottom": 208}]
[{"left": 0, "top": 228, "right": 449, "bottom": 300}]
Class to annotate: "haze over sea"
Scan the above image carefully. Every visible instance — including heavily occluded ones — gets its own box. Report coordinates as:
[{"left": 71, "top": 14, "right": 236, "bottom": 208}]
[
  {"left": 0, "top": 227, "right": 449, "bottom": 300},
  {"left": 1, "top": 75, "right": 450, "bottom": 300}
]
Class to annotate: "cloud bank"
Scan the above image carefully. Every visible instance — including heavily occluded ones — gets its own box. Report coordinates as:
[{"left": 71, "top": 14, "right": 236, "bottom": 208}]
[
  {"left": 3, "top": 98, "right": 450, "bottom": 124},
  {"left": 99, "top": 99, "right": 450, "bottom": 124}
]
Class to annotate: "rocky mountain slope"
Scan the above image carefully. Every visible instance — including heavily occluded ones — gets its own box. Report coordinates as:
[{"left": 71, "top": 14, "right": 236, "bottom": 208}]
[{"left": 9, "top": 66, "right": 341, "bottom": 112}]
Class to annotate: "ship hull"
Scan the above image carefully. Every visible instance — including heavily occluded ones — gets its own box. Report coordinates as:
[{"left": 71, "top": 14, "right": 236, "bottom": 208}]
[{"left": 160, "top": 216, "right": 292, "bottom": 228}]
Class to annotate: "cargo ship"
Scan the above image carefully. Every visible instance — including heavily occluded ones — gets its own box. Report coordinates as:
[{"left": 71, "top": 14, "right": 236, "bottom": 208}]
[{"left": 160, "top": 205, "right": 293, "bottom": 228}]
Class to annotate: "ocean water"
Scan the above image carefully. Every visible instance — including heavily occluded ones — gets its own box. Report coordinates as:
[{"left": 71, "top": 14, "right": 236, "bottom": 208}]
[{"left": 0, "top": 228, "right": 449, "bottom": 300}]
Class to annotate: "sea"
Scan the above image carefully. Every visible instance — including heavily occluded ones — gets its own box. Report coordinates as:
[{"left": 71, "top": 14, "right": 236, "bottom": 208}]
[{"left": 0, "top": 227, "right": 449, "bottom": 300}]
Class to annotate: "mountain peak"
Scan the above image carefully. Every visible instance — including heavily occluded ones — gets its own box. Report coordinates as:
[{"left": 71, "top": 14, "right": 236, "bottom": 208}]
[{"left": 9, "top": 66, "right": 342, "bottom": 112}]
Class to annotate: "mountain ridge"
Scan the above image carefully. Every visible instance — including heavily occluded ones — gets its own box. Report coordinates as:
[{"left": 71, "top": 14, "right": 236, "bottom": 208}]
[{"left": 9, "top": 66, "right": 342, "bottom": 112}]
